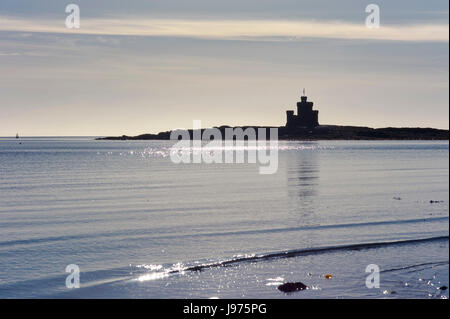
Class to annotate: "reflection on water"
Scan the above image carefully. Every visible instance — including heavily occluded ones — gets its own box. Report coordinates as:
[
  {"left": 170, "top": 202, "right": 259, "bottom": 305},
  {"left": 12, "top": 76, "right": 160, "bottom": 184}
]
[{"left": 286, "top": 142, "right": 320, "bottom": 222}]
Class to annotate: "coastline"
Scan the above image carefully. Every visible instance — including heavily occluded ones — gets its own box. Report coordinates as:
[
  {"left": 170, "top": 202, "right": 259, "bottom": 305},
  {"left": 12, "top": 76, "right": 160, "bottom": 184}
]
[{"left": 96, "top": 125, "right": 449, "bottom": 141}]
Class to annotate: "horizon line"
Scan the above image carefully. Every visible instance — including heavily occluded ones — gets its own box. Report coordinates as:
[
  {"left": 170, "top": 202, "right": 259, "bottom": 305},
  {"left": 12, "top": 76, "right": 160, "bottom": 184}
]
[{"left": 4, "top": 124, "right": 449, "bottom": 138}]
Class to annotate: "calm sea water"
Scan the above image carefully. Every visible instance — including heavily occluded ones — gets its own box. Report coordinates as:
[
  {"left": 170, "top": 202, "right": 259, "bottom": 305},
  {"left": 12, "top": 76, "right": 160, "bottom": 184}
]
[{"left": 0, "top": 138, "right": 448, "bottom": 298}]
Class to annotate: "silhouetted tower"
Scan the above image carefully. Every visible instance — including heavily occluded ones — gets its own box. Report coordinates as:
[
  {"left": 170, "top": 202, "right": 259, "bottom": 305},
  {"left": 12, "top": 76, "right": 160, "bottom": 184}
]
[{"left": 285, "top": 89, "right": 319, "bottom": 128}]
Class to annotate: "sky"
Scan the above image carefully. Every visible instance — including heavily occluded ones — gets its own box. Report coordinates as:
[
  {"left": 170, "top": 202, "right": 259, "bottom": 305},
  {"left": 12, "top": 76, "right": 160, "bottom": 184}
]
[{"left": 0, "top": 0, "right": 448, "bottom": 136}]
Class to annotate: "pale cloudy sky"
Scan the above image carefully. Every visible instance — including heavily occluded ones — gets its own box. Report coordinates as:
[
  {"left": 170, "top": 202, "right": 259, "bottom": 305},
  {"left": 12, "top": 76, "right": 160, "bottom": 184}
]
[{"left": 0, "top": 0, "right": 448, "bottom": 136}]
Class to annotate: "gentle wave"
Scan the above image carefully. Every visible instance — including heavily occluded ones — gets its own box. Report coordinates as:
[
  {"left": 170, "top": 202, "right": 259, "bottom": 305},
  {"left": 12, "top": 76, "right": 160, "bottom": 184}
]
[
  {"left": 179, "top": 236, "right": 450, "bottom": 273},
  {"left": 0, "top": 216, "right": 447, "bottom": 248},
  {"left": 134, "top": 235, "right": 449, "bottom": 282},
  {"left": 380, "top": 260, "right": 449, "bottom": 273}
]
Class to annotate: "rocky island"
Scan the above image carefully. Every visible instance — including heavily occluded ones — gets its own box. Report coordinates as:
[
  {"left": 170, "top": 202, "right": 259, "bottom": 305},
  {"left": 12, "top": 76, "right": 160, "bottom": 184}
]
[{"left": 97, "top": 92, "right": 449, "bottom": 141}]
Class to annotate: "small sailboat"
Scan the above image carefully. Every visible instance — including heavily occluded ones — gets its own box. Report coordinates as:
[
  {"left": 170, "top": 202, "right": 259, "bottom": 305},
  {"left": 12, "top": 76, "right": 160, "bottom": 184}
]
[{"left": 16, "top": 133, "right": 19, "bottom": 139}]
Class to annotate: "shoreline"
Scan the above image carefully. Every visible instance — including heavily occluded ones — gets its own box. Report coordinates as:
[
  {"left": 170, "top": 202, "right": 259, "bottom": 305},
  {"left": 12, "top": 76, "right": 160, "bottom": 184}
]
[
  {"left": 49, "top": 235, "right": 449, "bottom": 299},
  {"left": 96, "top": 125, "right": 449, "bottom": 141}
]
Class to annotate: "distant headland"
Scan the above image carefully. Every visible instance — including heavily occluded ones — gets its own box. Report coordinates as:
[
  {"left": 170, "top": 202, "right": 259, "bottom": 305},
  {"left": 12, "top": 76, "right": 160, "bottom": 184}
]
[{"left": 97, "top": 91, "right": 449, "bottom": 141}]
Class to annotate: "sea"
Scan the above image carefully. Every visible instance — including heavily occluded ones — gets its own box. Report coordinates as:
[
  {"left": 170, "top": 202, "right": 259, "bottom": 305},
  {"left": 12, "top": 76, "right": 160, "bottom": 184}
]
[{"left": 0, "top": 138, "right": 448, "bottom": 299}]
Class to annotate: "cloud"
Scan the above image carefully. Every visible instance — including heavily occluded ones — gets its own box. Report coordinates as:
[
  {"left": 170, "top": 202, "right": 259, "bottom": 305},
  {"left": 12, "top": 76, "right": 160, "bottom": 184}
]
[
  {"left": 0, "top": 16, "right": 448, "bottom": 42},
  {"left": 0, "top": 51, "right": 20, "bottom": 56}
]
